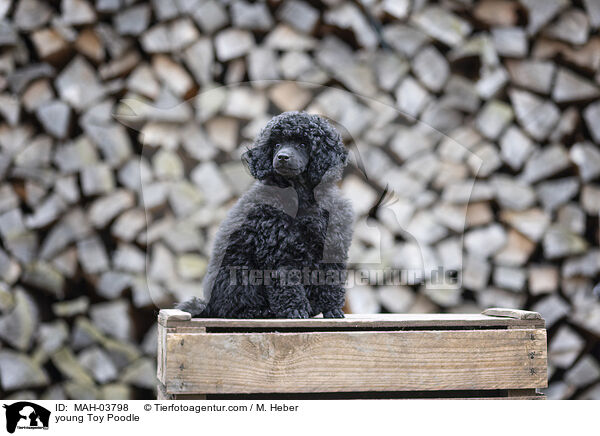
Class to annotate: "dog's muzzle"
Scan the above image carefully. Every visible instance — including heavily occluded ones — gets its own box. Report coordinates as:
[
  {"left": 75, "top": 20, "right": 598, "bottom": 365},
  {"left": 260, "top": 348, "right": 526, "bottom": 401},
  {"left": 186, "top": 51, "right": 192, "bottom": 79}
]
[{"left": 273, "top": 148, "right": 306, "bottom": 176}]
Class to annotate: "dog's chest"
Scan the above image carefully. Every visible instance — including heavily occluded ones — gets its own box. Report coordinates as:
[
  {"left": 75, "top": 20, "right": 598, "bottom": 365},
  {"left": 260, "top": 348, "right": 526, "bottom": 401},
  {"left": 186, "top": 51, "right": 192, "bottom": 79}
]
[{"left": 249, "top": 203, "right": 329, "bottom": 260}]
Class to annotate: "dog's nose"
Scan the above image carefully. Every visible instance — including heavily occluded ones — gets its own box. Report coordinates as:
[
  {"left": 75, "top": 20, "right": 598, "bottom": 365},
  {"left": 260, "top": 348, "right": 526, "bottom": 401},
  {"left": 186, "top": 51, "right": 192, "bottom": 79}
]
[{"left": 277, "top": 152, "right": 290, "bottom": 161}]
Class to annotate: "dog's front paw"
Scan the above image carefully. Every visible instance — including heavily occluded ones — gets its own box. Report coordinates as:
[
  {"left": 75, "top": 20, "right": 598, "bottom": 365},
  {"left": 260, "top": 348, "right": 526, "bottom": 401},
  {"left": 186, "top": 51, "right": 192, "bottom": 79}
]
[
  {"left": 279, "top": 307, "right": 310, "bottom": 318},
  {"left": 292, "top": 308, "right": 311, "bottom": 318},
  {"left": 323, "top": 308, "right": 344, "bottom": 318}
]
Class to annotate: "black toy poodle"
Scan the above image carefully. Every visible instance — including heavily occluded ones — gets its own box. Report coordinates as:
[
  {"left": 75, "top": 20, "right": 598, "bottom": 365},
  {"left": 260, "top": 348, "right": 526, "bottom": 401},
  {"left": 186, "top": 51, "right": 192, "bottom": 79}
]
[{"left": 176, "top": 111, "right": 354, "bottom": 318}]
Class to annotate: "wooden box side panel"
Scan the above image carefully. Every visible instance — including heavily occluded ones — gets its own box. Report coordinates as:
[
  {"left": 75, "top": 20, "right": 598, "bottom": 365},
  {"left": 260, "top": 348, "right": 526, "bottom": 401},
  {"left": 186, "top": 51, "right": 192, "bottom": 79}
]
[
  {"left": 157, "top": 323, "right": 167, "bottom": 385},
  {"left": 164, "top": 329, "right": 547, "bottom": 395}
]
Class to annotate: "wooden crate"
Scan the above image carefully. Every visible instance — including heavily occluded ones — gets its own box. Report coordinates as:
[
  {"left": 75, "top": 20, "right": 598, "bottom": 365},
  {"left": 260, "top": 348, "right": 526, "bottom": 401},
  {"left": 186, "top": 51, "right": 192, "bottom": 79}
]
[{"left": 156, "top": 308, "right": 547, "bottom": 399}]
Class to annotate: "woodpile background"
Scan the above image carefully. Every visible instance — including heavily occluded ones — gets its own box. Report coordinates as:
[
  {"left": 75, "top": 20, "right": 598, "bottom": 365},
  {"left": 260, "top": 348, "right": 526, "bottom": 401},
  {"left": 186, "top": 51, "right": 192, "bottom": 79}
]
[{"left": 0, "top": 0, "right": 599, "bottom": 400}]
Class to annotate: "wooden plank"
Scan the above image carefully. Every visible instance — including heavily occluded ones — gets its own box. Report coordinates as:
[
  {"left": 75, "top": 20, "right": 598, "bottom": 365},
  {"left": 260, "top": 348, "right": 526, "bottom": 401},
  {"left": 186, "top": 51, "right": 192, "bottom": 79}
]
[
  {"left": 203, "top": 393, "right": 546, "bottom": 400},
  {"left": 507, "top": 388, "right": 540, "bottom": 398},
  {"left": 482, "top": 308, "right": 542, "bottom": 320},
  {"left": 158, "top": 309, "right": 191, "bottom": 326},
  {"left": 156, "top": 323, "right": 168, "bottom": 384},
  {"left": 158, "top": 382, "right": 206, "bottom": 400},
  {"left": 157, "top": 381, "right": 172, "bottom": 399},
  {"left": 165, "top": 313, "right": 544, "bottom": 329},
  {"left": 175, "top": 326, "right": 206, "bottom": 333},
  {"left": 172, "top": 393, "right": 207, "bottom": 400},
  {"left": 438, "top": 394, "right": 545, "bottom": 400},
  {"left": 164, "top": 328, "right": 547, "bottom": 394}
]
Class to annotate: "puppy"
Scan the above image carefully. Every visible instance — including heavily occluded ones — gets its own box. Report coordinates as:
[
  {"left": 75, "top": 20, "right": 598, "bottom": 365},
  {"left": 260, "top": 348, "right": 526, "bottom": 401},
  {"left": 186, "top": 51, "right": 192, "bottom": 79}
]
[{"left": 176, "top": 112, "right": 354, "bottom": 318}]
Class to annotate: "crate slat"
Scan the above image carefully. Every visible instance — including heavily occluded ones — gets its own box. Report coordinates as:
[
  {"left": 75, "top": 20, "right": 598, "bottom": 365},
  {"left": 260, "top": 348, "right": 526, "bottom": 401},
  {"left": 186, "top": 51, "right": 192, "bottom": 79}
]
[
  {"left": 163, "top": 328, "right": 547, "bottom": 394},
  {"left": 160, "top": 313, "right": 545, "bottom": 329}
]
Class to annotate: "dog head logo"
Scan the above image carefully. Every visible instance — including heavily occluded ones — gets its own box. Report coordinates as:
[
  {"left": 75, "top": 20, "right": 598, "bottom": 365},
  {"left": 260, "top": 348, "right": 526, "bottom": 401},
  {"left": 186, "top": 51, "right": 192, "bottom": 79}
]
[{"left": 3, "top": 402, "right": 50, "bottom": 433}]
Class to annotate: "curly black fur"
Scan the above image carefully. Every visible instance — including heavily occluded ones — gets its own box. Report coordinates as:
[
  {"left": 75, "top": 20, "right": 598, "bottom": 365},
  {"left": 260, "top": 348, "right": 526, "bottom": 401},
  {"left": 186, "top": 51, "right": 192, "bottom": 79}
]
[{"left": 176, "top": 112, "right": 354, "bottom": 318}]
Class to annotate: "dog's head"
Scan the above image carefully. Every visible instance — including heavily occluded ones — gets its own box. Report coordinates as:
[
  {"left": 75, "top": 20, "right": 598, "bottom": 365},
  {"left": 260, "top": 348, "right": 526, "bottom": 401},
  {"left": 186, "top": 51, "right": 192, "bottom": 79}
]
[{"left": 242, "top": 112, "right": 348, "bottom": 187}]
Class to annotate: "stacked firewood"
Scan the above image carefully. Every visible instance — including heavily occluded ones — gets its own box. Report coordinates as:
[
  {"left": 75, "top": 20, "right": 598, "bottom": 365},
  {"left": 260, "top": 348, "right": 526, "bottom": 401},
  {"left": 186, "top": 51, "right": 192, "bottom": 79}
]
[{"left": 0, "top": 0, "right": 599, "bottom": 399}]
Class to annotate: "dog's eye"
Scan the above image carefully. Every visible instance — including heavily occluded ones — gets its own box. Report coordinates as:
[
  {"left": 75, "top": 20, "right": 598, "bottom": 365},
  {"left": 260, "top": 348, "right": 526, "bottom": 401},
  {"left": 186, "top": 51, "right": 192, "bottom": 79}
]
[
  {"left": 300, "top": 143, "right": 305, "bottom": 148},
  {"left": 275, "top": 143, "right": 281, "bottom": 148}
]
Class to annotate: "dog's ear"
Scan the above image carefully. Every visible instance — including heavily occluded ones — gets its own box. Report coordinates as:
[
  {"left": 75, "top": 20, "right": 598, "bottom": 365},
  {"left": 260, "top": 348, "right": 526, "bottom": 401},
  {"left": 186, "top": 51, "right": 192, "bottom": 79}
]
[
  {"left": 242, "top": 116, "right": 296, "bottom": 187},
  {"left": 241, "top": 144, "right": 273, "bottom": 181},
  {"left": 306, "top": 116, "right": 348, "bottom": 186},
  {"left": 242, "top": 118, "right": 279, "bottom": 182}
]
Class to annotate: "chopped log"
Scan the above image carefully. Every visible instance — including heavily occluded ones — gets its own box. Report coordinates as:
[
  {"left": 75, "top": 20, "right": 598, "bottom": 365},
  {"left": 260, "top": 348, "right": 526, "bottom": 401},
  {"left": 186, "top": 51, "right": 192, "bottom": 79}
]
[
  {"left": 36, "top": 100, "right": 71, "bottom": 139},
  {"left": 520, "top": 144, "right": 570, "bottom": 184},
  {"left": 411, "top": 7, "right": 471, "bottom": 47},
  {"left": 509, "top": 88, "right": 560, "bottom": 141},
  {"left": 193, "top": 0, "right": 228, "bottom": 34},
  {"left": 474, "top": 0, "right": 521, "bottom": 26},
  {"left": 499, "top": 125, "right": 534, "bottom": 170},
  {"left": 8, "top": 63, "right": 55, "bottom": 94},
  {"left": 114, "top": 4, "right": 150, "bottom": 36},
  {"left": 475, "top": 99, "right": 513, "bottom": 139},
  {"left": 557, "top": 203, "right": 586, "bottom": 235},
  {"left": 529, "top": 265, "right": 559, "bottom": 295},
  {"left": 493, "top": 266, "right": 526, "bottom": 291},
  {"left": 55, "top": 56, "right": 105, "bottom": 111},
  {"left": 395, "top": 76, "right": 431, "bottom": 118},
  {"left": 500, "top": 208, "right": 550, "bottom": 242},
  {"left": 506, "top": 60, "right": 555, "bottom": 94},
  {"left": 536, "top": 177, "right": 579, "bottom": 211},
  {"left": 324, "top": 3, "right": 378, "bottom": 49},
  {"left": 247, "top": 47, "right": 279, "bottom": 84},
  {"left": 543, "top": 225, "right": 588, "bottom": 259},
  {"left": 74, "top": 27, "right": 104, "bottom": 62},
  {"left": 183, "top": 38, "right": 213, "bottom": 87},
  {"left": 492, "top": 27, "right": 528, "bottom": 58},
  {"left": 0, "top": 350, "right": 49, "bottom": 391},
  {"left": 22, "top": 79, "right": 54, "bottom": 111},
  {"left": 583, "top": 101, "right": 600, "bottom": 144},
  {"left": 413, "top": 46, "right": 449, "bottom": 92},
  {"left": 584, "top": 0, "right": 600, "bottom": 28},
  {"left": 464, "top": 224, "right": 507, "bottom": 258},
  {"left": 492, "top": 175, "right": 535, "bottom": 211},
  {"left": 570, "top": 142, "right": 600, "bottom": 182},
  {"left": 80, "top": 163, "right": 115, "bottom": 196},
  {"left": 61, "top": 0, "right": 96, "bottom": 26},
  {"left": 268, "top": 82, "right": 312, "bottom": 112},
  {"left": 214, "top": 28, "right": 254, "bottom": 62},
  {"left": 151, "top": 54, "right": 194, "bottom": 98},
  {"left": 231, "top": 0, "right": 273, "bottom": 31},
  {"left": 0, "top": 288, "right": 38, "bottom": 351},
  {"left": 581, "top": 184, "right": 600, "bottom": 215},
  {"left": 382, "top": 24, "right": 429, "bottom": 57},
  {"left": 544, "top": 9, "right": 589, "bottom": 45},
  {"left": 265, "top": 24, "right": 317, "bottom": 50},
  {"left": 521, "top": 0, "right": 569, "bottom": 35},
  {"left": 565, "top": 356, "right": 600, "bottom": 387},
  {"left": 140, "top": 24, "right": 169, "bottom": 53},
  {"left": 90, "top": 299, "right": 133, "bottom": 341},
  {"left": 99, "top": 51, "right": 140, "bottom": 80},
  {"left": 0, "top": 18, "right": 17, "bottom": 46},
  {"left": 77, "top": 236, "right": 109, "bottom": 274},
  {"left": 476, "top": 66, "right": 509, "bottom": 99},
  {"left": 111, "top": 208, "right": 146, "bottom": 242},
  {"left": 14, "top": 0, "right": 52, "bottom": 31},
  {"left": 277, "top": 0, "right": 319, "bottom": 34},
  {"left": 552, "top": 68, "right": 600, "bottom": 103},
  {"left": 31, "top": 28, "right": 70, "bottom": 62}
]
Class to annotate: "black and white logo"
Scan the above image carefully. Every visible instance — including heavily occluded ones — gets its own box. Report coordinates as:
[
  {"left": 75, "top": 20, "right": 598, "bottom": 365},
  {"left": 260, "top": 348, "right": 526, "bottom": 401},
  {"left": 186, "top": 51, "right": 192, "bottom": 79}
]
[{"left": 3, "top": 402, "right": 50, "bottom": 433}]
